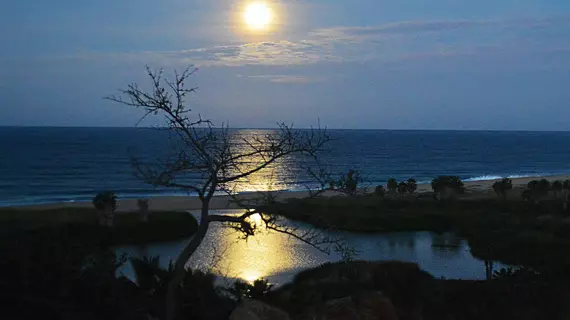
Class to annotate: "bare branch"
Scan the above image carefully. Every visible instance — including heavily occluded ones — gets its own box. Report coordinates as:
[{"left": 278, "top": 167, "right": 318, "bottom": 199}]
[{"left": 106, "top": 66, "right": 333, "bottom": 320}]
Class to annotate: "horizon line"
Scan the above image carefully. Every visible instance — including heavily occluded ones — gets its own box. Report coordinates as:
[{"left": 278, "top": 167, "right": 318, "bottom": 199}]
[{"left": 1, "top": 125, "right": 570, "bottom": 133}]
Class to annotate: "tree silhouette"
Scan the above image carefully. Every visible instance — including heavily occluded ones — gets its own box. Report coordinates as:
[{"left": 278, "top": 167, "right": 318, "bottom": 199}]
[
  {"left": 431, "top": 176, "right": 465, "bottom": 200},
  {"left": 335, "top": 169, "right": 363, "bottom": 196},
  {"left": 492, "top": 178, "right": 512, "bottom": 202},
  {"left": 92, "top": 192, "right": 117, "bottom": 227},
  {"left": 387, "top": 178, "right": 398, "bottom": 193},
  {"left": 527, "top": 179, "right": 550, "bottom": 202},
  {"left": 374, "top": 185, "right": 386, "bottom": 198},
  {"left": 397, "top": 181, "right": 408, "bottom": 195},
  {"left": 563, "top": 180, "right": 570, "bottom": 210},
  {"left": 106, "top": 66, "right": 334, "bottom": 320},
  {"left": 552, "top": 180, "right": 563, "bottom": 199},
  {"left": 406, "top": 178, "right": 417, "bottom": 194}
]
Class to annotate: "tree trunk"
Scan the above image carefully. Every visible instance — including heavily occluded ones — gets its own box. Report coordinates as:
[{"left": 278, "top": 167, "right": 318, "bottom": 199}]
[
  {"left": 104, "top": 207, "right": 114, "bottom": 227},
  {"left": 165, "top": 201, "right": 211, "bottom": 320},
  {"left": 140, "top": 207, "right": 149, "bottom": 223},
  {"left": 98, "top": 207, "right": 115, "bottom": 227},
  {"left": 485, "top": 260, "right": 494, "bottom": 280},
  {"left": 138, "top": 200, "right": 150, "bottom": 222},
  {"left": 97, "top": 210, "right": 106, "bottom": 226}
]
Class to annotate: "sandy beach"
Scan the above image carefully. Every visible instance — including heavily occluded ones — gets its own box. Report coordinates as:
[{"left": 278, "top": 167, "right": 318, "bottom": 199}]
[{"left": 8, "top": 174, "right": 570, "bottom": 212}]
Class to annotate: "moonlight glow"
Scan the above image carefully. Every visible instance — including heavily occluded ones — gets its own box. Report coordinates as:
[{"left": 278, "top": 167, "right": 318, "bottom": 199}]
[{"left": 244, "top": 2, "right": 272, "bottom": 30}]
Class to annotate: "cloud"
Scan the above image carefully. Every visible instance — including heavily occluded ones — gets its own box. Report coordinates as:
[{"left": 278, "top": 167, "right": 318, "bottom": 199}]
[
  {"left": 74, "top": 15, "right": 570, "bottom": 68},
  {"left": 308, "top": 15, "right": 570, "bottom": 40},
  {"left": 156, "top": 40, "right": 342, "bottom": 67},
  {"left": 307, "top": 20, "right": 491, "bottom": 41},
  {"left": 238, "top": 74, "right": 324, "bottom": 84}
]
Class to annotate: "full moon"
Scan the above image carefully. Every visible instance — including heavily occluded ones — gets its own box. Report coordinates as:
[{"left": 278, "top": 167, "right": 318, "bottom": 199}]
[{"left": 244, "top": 2, "right": 272, "bottom": 30}]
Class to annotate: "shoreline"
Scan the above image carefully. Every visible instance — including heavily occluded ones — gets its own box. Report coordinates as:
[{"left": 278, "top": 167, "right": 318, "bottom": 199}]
[{"left": 5, "top": 174, "right": 570, "bottom": 212}]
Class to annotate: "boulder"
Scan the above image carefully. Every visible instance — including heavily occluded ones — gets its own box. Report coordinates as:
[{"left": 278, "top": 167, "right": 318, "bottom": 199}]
[
  {"left": 308, "top": 291, "right": 399, "bottom": 320},
  {"left": 230, "top": 299, "right": 290, "bottom": 320}
]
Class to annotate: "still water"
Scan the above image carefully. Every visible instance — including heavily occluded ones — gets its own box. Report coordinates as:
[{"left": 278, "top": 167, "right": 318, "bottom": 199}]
[{"left": 117, "top": 210, "right": 502, "bottom": 285}]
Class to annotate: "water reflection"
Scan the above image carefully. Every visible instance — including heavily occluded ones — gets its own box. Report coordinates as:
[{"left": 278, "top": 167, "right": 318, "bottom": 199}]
[
  {"left": 224, "top": 130, "right": 291, "bottom": 194},
  {"left": 431, "top": 233, "right": 464, "bottom": 260},
  {"left": 387, "top": 234, "right": 416, "bottom": 250},
  {"left": 118, "top": 210, "right": 328, "bottom": 285},
  {"left": 117, "top": 210, "right": 506, "bottom": 284}
]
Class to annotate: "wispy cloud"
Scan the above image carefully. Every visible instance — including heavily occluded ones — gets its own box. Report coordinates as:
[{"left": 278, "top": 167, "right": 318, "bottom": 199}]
[
  {"left": 309, "top": 15, "right": 570, "bottom": 40},
  {"left": 77, "top": 15, "right": 570, "bottom": 68},
  {"left": 307, "top": 20, "right": 491, "bottom": 41},
  {"left": 154, "top": 39, "right": 347, "bottom": 67},
  {"left": 238, "top": 74, "right": 324, "bottom": 84}
]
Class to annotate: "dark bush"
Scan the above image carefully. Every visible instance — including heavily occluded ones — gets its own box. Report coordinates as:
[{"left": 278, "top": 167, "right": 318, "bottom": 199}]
[
  {"left": 492, "top": 178, "right": 513, "bottom": 200},
  {"left": 387, "top": 178, "right": 398, "bottom": 193},
  {"left": 93, "top": 192, "right": 117, "bottom": 211},
  {"left": 431, "top": 176, "right": 464, "bottom": 199},
  {"left": 374, "top": 185, "right": 386, "bottom": 198},
  {"left": 406, "top": 178, "right": 418, "bottom": 194}
]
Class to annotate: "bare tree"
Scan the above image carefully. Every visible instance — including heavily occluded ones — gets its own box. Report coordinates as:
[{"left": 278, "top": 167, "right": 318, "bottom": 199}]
[{"left": 106, "top": 66, "right": 333, "bottom": 320}]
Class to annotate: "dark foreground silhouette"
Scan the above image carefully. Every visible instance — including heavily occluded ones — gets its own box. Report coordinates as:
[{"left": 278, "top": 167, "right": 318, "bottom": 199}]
[{"left": 3, "top": 200, "right": 570, "bottom": 319}]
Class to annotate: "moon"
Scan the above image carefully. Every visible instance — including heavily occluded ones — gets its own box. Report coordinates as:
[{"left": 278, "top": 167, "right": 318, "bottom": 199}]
[{"left": 244, "top": 2, "right": 272, "bottom": 30}]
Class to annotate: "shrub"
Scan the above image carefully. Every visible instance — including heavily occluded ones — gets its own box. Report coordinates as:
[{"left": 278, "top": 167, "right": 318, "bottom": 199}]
[
  {"left": 228, "top": 279, "right": 273, "bottom": 301},
  {"left": 92, "top": 192, "right": 117, "bottom": 227},
  {"left": 397, "top": 182, "right": 408, "bottom": 195},
  {"left": 492, "top": 178, "right": 513, "bottom": 200},
  {"left": 563, "top": 180, "right": 570, "bottom": 192},
  {"left": 522, "top": 189, "right": 532, "bottom": 202},
  {"left": 92, "top": 192, "right": 117, "bottom": 211},
  {"left": 538, "top": 179, "right": 551, "bottom": 192},
  {"left": 552, "top": 180, "right": 563, "bottom": 198},
  {"left": 431, "top": 176, "right": 464, "bottom": 199},
  {"left": 527, "top": 180, "right": 539, "bottom": 190},
  {"left": 387, "top": 178, "right": 398, "bottom": 193},
  {"left": 137, "top": 198, "right": 150, "bottom": 222},
  {"left": 406, "top": 178, "right": 418, "bottom": 194},
  {"left": 564, "top": 180, "right": 570, "bottom": 201},
  {"left": 527, "top": 179, "right": 550, "bottom": 199},
  {"left": 337, "top": 170, "right": 363, "bottom": 195},
  {"left": 374, "top": 185, "right": 386, "bottom": 198}
]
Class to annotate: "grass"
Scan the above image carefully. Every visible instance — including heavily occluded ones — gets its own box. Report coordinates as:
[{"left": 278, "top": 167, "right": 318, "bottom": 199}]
[{"left": 0, "top": 208, "right": 198, "bottom": 245}]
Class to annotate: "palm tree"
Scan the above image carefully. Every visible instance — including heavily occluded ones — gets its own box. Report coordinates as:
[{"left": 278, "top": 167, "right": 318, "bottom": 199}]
[
  {"left": 387, "top": 178, "right": 398, "bottom": 193},
  {"left": 92, "top": 192, "right": 117, "bottom": 227},
  {"left": 431, "top": 176, "right": 464, "bottom": 200},
  {"left": 406, "top": 178, "right": 417, "bottom": 194},
  {"left": 345, "top": 170, "right": 358, "bottom": 194},
  {"left": 397, "top": 181, "right": 408, "bottom": 195},
  {"left": 335, "top": 169, "right": 361, "bottom": 195}
]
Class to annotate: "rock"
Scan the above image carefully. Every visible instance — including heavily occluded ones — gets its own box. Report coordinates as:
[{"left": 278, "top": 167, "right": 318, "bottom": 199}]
[
  {"left": 230, "top": 299, "right": 290, "bottom": 320},
  {"left": 308, "top": 291, "right": 399, "bottom": 320}
]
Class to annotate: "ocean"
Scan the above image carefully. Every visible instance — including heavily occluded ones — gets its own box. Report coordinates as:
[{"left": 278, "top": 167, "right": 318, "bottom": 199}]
[{"left": 1, "top": 127, "right": 570, "bottom": 207}]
